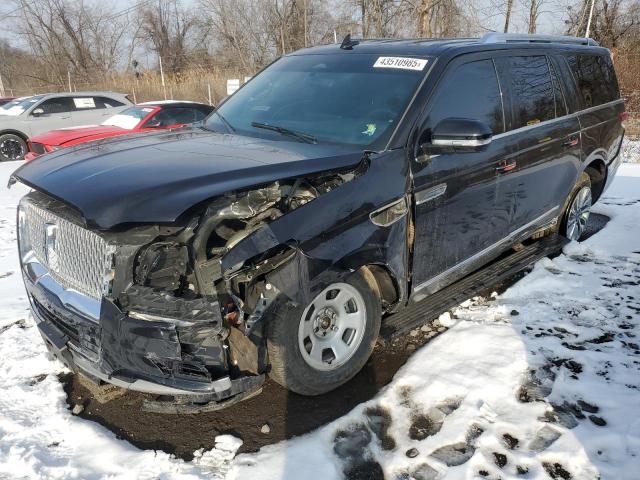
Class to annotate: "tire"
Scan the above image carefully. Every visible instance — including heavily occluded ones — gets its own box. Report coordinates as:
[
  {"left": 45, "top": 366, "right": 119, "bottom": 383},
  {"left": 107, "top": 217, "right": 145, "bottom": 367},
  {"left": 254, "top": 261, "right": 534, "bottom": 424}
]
[
  {"left": 266, "top": 268, "right": 382, "bottom": 396},
  {"left": 560, "top": 172, "right": 592, "bottom": 241},
  {"left": 0, "top": 133, "right": 27, "bottom": 161}
]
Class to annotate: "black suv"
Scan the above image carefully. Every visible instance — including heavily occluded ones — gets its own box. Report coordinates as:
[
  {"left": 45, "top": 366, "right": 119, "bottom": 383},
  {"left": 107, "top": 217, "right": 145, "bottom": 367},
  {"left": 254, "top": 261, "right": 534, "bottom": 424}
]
[{"left": 13, "top": 33, "right": 625, "bottom": 411}]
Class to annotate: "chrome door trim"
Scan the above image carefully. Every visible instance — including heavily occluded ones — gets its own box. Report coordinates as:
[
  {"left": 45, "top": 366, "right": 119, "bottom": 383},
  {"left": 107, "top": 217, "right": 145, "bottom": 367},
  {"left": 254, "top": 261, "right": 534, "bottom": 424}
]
[
  {"left": 413, "top": 205, "right": 559, "bottom": 293},
  {"left": 431, "top": 137, "right": 492, "bottom": 148}
]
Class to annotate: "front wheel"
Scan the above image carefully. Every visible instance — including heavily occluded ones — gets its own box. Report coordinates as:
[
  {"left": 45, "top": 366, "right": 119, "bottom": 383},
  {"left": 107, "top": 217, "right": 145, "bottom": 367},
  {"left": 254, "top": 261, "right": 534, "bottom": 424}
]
[
  {"left": 560, "top": 172, "right": 592, "bottom": 241},
  {"left": 266, "top": 269, "right": 381, "bottom": 396},
  {"left": 0, "top": 134, "right": 27, "bottom": 161}
]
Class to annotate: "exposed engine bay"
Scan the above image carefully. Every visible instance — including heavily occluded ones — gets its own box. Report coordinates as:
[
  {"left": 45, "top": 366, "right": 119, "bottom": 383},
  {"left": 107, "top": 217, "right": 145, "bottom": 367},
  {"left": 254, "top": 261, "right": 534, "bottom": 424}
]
[{"left": 100, "top": 166, "right": 364, "bottom": 411}]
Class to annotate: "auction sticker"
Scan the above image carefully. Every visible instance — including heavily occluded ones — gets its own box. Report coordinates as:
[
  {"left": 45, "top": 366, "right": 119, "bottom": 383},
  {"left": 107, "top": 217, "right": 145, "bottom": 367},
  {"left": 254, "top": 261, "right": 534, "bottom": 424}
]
[{"left": 373, "top": 57, "right": 428, "bottom": 71}]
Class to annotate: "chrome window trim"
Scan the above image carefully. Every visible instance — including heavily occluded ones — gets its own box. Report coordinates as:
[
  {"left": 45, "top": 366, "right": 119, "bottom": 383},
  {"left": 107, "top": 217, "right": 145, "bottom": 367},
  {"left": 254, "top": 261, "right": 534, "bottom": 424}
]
[
  {"left": 414, "top": 206, "right": 559, "bottom": 293},
  {"left": 491, "top": 98, "right": 623, "bottom": 141}
]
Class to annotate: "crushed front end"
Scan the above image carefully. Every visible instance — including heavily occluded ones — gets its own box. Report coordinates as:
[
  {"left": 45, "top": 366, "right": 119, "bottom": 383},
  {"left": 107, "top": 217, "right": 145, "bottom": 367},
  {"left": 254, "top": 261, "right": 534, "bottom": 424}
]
[
  {"left": 16, "top": 166, "right": 362, "bottom": 412},
  {"left": 18, "top": 191, "right": 265, "bottom": 412}
]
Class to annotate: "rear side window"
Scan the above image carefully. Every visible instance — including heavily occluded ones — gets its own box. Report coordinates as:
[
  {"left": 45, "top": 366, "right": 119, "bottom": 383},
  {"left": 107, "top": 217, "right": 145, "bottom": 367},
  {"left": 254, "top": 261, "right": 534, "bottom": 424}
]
[
  {"left": 428, "top": 59, "right": 504, "bottom": 134},
  {"left": 506, "top": 56, "right": 555, "bottom": 129},
  {"left": 95, "top": 97, "right": 126, "bottom": 109},
  {"left": 565, "top": 54, "right": 620, "bottom": 108}
]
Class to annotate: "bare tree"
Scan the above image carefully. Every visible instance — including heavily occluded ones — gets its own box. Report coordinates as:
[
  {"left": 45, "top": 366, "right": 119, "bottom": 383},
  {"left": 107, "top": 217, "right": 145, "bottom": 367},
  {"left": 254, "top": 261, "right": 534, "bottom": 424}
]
[
  {"left": 521, "top": 0, "right": 548, "bottom": 33},
  {"left": 199, "top": 0, "right": 274, "bottom": 71},
  {"left": 565, "top": 0, "right": 640, "bottom": 47},
  {"left": 504, "top": 0, "right": 514, "bottom": 31},
  {"left": 13, "top": 0, "right": 133, "bottom": 86},
  {"left": 411, "top": 0, "right": 465, "bottom": 37},
  {"left": 138, "top": 0, "right": 197, "bottom": 74}
]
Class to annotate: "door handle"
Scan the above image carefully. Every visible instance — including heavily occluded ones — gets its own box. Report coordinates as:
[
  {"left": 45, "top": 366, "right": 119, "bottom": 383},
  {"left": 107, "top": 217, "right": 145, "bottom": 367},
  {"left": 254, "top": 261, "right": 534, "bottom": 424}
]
[
  {"left": 563, "top": 137, "right": 579, "bottom": 148},
  {"left": 496, "top": 160, "right": 517, "bottom": 173}
]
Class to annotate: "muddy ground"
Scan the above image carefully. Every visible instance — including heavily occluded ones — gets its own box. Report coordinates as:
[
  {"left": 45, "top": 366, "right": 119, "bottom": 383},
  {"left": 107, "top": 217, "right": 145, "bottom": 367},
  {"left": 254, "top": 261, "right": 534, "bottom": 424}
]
[
  {"left": 61, "top": 216, "right": 609, "bottom": 460},
  {"left": 62, "top": 328, "right": 442, "bottom": 459}
]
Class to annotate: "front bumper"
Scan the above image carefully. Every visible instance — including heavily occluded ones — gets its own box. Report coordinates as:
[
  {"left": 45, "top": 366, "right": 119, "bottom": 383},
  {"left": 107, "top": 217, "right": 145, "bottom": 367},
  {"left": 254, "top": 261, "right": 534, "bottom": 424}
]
[{"left": 21, "top": 250, "right": 263, "bottom": 406}]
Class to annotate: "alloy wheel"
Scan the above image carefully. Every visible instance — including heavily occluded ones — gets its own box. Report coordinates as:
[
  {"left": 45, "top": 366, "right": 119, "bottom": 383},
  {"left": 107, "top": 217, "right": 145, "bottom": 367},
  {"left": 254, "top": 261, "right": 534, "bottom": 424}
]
[
  {"left": 0, "top": 138, "right": 25, "bottom": 160},
  {"left": 566, "top": 186, "right": 592, "bottom": 241}
]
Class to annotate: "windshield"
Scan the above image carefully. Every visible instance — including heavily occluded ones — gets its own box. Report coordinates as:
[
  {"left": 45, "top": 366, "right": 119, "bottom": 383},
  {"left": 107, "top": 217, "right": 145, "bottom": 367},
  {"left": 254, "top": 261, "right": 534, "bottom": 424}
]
[
  {"left": 102, "top": 106, "right": 155, "bottom": 130},
  {"left": 0, "top": 95, "right": 45, "bottom": 116},
  {"left": 205, "top": 53, "right": 428, "bottom": 149}
]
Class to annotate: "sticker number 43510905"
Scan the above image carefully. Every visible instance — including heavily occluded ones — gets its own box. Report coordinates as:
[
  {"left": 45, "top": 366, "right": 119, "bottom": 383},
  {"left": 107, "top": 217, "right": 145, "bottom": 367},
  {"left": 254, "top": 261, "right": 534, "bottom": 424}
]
[{"left": 373, "top": 57, "right": 428, "bottom": 71}]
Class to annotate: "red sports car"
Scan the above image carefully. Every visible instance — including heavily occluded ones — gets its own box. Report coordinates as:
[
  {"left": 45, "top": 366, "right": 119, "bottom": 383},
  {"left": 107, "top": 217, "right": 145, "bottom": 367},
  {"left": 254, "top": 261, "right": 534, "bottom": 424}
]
[{"left": 25, "top": 101, "right": 214, "bottom": 161}]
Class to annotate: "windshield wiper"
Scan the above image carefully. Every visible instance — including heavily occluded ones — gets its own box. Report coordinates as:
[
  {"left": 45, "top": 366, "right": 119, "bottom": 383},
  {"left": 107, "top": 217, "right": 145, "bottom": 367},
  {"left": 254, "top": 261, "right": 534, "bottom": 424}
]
[{"left": 251, "top": 122, "right": 317, "bottom": 144}]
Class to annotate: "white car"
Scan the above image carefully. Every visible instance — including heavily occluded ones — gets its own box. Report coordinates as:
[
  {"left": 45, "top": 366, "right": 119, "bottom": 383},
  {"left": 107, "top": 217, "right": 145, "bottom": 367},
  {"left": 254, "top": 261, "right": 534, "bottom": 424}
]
[{"left": 0, "top": 92, "right": 132, "bottom": 161}]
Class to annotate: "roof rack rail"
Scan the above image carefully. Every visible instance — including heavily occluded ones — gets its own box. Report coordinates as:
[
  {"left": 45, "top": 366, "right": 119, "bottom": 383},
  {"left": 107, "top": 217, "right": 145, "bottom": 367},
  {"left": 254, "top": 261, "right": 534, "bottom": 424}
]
[{"left": 481, "top": 32, "right": 599, "bottom": 47}]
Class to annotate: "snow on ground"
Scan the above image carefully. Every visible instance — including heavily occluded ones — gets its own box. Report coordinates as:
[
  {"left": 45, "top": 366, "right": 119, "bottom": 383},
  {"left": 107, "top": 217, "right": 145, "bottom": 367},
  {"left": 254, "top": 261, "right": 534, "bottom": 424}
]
[
  {"left": 621, "top": 137, "right": 640, "bottom": 163},
  {"left": 0, "top": 142, "right": 639, "bottom": 480}
]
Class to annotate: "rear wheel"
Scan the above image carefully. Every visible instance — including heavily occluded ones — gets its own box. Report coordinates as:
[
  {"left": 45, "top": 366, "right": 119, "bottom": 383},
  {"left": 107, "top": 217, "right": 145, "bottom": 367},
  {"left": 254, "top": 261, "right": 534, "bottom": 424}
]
[
  {"left": 266, "top": 269, "right": 381, "bottom": 395},
  {"left": 560, "top": 172, "right": 592, "bottom": 241},
  {"left": 0, "top": 134, "right": 27, "bottom": 161}
]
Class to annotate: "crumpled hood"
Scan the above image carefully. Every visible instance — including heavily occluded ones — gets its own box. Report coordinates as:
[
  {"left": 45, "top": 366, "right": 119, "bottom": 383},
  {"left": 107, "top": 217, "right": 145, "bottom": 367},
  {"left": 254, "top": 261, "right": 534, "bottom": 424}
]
[{"left": 13, "top": 128, "right": 364, "bottom": 229}]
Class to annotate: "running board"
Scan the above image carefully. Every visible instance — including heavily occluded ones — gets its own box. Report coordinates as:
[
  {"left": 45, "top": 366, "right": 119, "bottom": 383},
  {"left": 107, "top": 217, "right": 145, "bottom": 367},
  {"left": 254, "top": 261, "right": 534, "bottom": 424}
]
[{"left": 380, "top": 235, "right": 568, "bottom": 339}]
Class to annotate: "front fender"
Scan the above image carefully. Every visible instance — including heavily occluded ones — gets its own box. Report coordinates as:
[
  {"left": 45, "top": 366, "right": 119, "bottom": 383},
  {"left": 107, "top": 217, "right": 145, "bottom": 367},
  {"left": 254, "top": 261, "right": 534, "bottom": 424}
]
[{"left": 221, "top": 149, "right": 410, "bottom": 306}]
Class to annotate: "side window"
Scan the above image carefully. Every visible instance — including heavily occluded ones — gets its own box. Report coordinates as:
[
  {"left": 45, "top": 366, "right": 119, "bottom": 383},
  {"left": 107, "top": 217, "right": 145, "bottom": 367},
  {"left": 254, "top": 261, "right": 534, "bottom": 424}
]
[
  {"left": 506, "top": 56, "right": 555, "bottom": 129},
  {"left": 37, "top": 97, "right": 76, "bottom": 114},
  {"left": 566, "top": 54, "right": 620, "bottom": 108},
  {"left": 95, "top": 97, "right": 125, "bottom": 109},
  {"left": 429, "top": 59, "right": 504, "bottom": 134},
  {"left": 145, "top": 109, "right": 187, "bottom": 127},
  {"left": 169, "top": 108, "right": 198, "bottom": 124},
  {"left": 146, "top": 108, "right": 203, "bottom": 127},
  {"left": 193, "top": 109, "right": 208, "bottom": 122}
]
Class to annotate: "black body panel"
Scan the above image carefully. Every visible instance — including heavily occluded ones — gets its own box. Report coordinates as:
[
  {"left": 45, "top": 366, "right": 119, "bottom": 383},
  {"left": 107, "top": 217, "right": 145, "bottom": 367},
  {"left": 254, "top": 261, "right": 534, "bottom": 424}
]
[{"left": 13, "top": 129, "right": 363, "bottom": 229}]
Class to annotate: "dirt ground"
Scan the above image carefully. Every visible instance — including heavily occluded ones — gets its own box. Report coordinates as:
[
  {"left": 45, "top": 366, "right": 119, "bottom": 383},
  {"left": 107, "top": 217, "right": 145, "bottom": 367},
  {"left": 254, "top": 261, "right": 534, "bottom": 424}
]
[
  {"left": 61, "top": 216, "right": 609, "bottom": 460},
  {"left": 61, "top": 329, "right": 441, "bottom": 460}
]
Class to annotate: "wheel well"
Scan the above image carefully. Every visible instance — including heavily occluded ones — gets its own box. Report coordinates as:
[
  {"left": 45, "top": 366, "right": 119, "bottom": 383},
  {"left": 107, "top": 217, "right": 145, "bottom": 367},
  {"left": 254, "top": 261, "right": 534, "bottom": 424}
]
[
  {"left": 0, "top": 130, "right": 29, "bottom": 142},
  {"left": 362, "top": 264, "right": 400, "bottom": 312},
  {"left": 585, "top": 159, "right": 606, "bottom": 202}
]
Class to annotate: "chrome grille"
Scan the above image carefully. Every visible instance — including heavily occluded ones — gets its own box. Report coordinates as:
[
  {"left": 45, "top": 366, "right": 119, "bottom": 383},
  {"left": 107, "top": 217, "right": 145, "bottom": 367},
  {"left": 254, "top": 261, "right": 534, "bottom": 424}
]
[{"left": 23, "top": 200, "right": 114, "bottom": 300}]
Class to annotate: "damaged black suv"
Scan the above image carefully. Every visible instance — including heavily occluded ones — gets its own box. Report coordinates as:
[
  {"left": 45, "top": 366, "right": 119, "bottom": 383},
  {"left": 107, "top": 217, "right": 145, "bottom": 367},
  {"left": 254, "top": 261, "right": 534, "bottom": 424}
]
[{"left": 13, "top": 33, "right": 625, "bottom": 412}]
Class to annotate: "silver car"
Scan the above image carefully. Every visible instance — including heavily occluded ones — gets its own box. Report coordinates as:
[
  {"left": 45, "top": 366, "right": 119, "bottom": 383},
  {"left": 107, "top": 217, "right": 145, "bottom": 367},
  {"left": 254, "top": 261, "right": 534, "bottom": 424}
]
[{"left": 0, "top": 92, "right": 132, "bottom": 161}]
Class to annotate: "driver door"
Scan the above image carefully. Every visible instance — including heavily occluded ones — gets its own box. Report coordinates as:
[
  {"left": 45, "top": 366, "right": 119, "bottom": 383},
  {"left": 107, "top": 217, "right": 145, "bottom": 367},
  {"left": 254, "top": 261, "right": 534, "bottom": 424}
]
[{"left": 410, "top": 55, "right": 516, "bottom": 296}]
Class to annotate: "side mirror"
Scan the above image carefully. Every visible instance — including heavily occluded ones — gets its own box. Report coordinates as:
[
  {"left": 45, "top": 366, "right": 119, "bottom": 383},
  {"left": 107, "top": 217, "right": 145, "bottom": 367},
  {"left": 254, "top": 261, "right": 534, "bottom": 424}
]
[
  {"left": 423, "top": 118, "right": 492, "bottom": 155},
  {"left": 31, "top": 108, "right": 44, "bottom": 117}
]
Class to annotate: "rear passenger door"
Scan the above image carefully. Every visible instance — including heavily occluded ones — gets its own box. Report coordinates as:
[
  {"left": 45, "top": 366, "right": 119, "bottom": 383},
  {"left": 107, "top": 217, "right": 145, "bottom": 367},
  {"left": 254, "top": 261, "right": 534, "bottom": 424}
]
[
  {"left": 495, "top": 53, "right": 581, "bottom": 231},
  {"left": 563, "top": 53, "right": 624, "bottom": 179}
]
